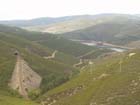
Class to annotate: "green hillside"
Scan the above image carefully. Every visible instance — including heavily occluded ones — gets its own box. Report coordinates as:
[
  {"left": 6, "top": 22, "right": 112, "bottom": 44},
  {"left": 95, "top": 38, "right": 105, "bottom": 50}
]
[
  {"left": 61, "top": 14, "right": 140, "bottom": 46},
  {"left": 0, "top": 25, "right": 82, "bottom": 103},
  {"left": 0, "top": 94, "right": 39, "bottom": 105},
  {"left": 0, "top": 24, "right": 108, "bottom": 104},
  {"left": 23, "top": 17, "right": 99, "bottom": 34},
  {"left": 22, "top": 14, "right": 140, "bottom": 35},
  {"left": 18, "top": 14, "right": 140, "bottom": 47},
  {"left": 0, "top": 15, "right": 140, "bottom": 105},
  {"left": 63, "top": 22, "right": 140, "bottom": 45},
  {"left": 0, "top": 25, "right": 95, "bottom": 57},
  {"left": 0, "top": 33, "right": 76, "bottom": 91},
  {"left": 2, "top": 14, "right": 140, "bottom": 46},
  {"left": 40, "top": 50, "right": 140, "bottom": 105}
]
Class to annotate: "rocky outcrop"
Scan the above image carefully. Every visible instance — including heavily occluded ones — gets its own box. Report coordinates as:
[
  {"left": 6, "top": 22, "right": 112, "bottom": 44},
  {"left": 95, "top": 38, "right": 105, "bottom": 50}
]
[{"left": 9, "top": 55, "right": 42, "bottom": 98}]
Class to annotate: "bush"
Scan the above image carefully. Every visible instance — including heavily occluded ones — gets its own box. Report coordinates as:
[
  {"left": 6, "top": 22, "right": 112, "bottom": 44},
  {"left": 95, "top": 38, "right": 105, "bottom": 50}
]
[{"left": 28, "top": 89, "right": 41, "bottom": 100}]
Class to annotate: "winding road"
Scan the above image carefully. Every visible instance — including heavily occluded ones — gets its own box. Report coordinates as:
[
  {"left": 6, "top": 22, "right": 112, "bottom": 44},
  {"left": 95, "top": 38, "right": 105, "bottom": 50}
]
[{"left": 44, "top": 50, "right": 58, "bottom": 59}]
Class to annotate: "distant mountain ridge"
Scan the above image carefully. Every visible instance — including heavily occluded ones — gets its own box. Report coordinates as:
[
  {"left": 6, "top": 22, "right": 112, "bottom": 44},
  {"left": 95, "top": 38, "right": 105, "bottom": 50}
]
[
  {"left": 18, "top": 14, "right": 140, "bottom": 35},
  {"left": 62, "top": 20, "right": 140, "bottom": 44},
  {"left": 1, "top": 14, "right": 140, "bottom": 46},
  {"left": 0, "top": 15, "right": 93, "bottom": 27}
]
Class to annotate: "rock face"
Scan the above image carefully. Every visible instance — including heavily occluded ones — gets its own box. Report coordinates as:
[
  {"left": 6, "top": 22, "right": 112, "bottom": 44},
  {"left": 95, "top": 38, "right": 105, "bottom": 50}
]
[{"left": 9, "top": 55, "right": 42, "bottom": 98}]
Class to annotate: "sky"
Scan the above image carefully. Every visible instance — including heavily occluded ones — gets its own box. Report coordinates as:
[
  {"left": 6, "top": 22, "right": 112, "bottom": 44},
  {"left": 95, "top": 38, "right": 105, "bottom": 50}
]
[{"left": 0, "top": 0, "right": 140, "bottom": 20}]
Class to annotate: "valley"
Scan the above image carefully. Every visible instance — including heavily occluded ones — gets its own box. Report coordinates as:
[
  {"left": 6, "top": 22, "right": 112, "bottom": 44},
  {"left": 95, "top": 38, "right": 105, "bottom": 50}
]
[
  {"left": 0, "top": 24, "right": 108, "bottom": 105},
  {"left": 71, "top": 39, "right": 131, "bottom": 52},
  {"left": 0, "top": 14, "right": 140, "bottom": 105}
]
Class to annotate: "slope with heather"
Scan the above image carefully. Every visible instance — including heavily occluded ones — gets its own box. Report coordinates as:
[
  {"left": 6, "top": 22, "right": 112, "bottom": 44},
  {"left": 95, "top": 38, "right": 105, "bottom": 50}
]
[
  {"left": 0, "top": 24, "right": 110, "bottom": 104},
  {"left": 0, "top": 25, "right": 82, "bottom": 103},
  {"left": 61, "top": 14, "right": 140, "bottom": 46},
  {"left": 0, "top": 25, "right": 96, "bottom": 57},
  {"left": 40, "top": 50, "right": 140, "bottom": 105}
]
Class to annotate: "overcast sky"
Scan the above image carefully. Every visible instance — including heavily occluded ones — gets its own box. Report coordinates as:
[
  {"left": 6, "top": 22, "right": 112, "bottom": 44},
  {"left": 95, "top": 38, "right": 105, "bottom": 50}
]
[{"left": 0, "top": 0, "right": 140, "bottom": 20}]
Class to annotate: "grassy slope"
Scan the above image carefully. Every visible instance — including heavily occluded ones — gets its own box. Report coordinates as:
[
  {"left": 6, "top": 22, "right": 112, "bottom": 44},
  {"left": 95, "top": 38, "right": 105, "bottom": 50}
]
[
  {"left": 0, "top": 24, "right": 80, "bottom": 64},
  {"left": 18, "top": 31, "right": 95, "bottom": 57},
  {"left": 23, "top": 14, "right": 140, "bottom": 35},
  {"left": 19, "top": 14, "right": 140, "bottom": 46},
  {"left": 63, "top": 22, "right": 140, "bottom": 45},
  {"left": 0, "top": 94, "right": 39, "bottom": 105},
  {"left": 0, "top": 25, "right": 111, "bottom": 104},
  {"left": 41, "top": 50, "right": 140, "bottom": 105},
  {"left": 0, "top": 25, "right": 95, "bottom": 57},
  {"left": 0, "top": 41, "right": 39, "bottom": 105},
  {"left": 80, "top": 48, "right": 111, "bottom": 59},
  {"left": 0, "top": 27, "right": 78, "bottom": 101},
  {"left": 24, "top": 18, "right": 99, "bottom": 33},
  {"left": 0, "top": 40, "right": 16, "bottom": 89},
  {"left": 37, "top": 37, "right": 95, "bottom": 57},
  {"left": 61, "top": 16, "right": 140, "bottom": 45}
]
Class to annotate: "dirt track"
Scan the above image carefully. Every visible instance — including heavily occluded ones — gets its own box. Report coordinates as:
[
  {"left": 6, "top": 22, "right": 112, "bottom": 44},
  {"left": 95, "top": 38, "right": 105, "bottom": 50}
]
[
  {"left": 73, "top": 59, "right": 83, "bottom": 67},
  {"left": 44, "top": 50, "right": 58, "bottom": 59}
]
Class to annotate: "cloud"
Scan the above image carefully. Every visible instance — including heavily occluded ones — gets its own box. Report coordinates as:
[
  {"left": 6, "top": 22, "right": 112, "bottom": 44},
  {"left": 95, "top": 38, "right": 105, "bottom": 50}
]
[{"left": 0, "top": 0, "right": 139, "bottom": 20}]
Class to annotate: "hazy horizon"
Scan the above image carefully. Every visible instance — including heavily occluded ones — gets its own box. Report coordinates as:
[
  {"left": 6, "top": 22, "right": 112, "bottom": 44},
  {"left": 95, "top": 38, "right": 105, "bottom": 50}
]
[
  {"left": 0, "top": 13, "right": 139, "bottom": 21},
  {"left": 0, "top": 0, "right": 140, "bottom": 20}
]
